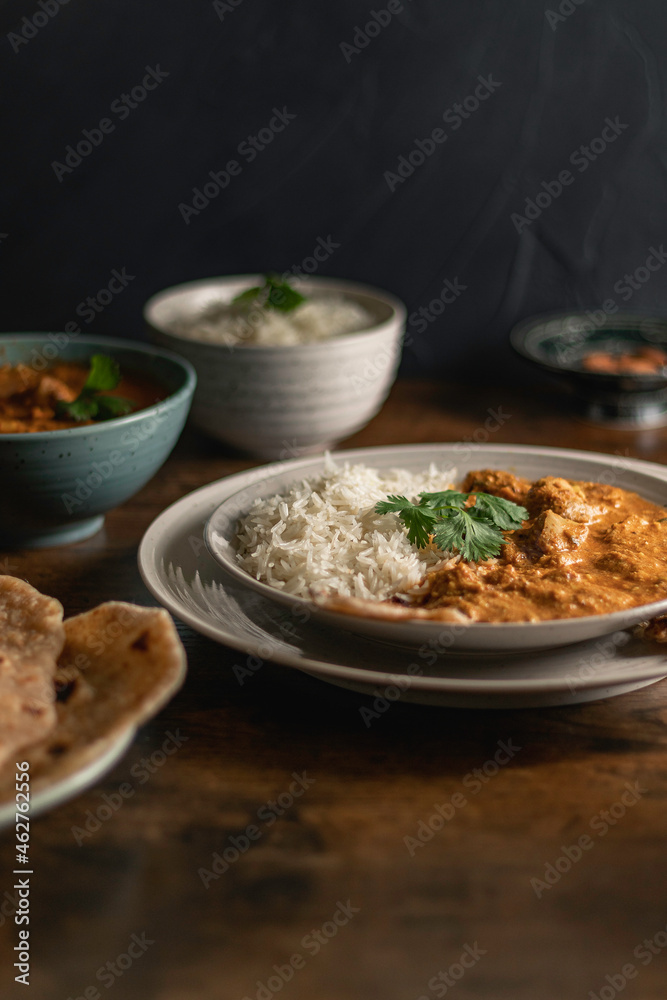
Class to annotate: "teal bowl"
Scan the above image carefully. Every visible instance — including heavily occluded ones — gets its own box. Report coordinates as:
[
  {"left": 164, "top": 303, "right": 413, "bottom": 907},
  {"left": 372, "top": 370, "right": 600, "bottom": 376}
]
[{"left": 0, "top": 334, "right": 196, "bottom": 548}]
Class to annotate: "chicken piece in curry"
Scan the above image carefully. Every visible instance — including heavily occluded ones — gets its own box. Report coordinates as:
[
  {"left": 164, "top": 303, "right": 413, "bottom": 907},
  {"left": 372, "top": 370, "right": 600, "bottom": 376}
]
[{"left": 410, "top": 469, "right": 667, "bottom": 622}]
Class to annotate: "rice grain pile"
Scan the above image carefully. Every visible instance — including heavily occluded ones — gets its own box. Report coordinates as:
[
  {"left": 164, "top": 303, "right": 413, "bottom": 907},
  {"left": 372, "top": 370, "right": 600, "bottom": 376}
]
[
  {"left": 175, "top": 295, "right": 375, "bottom": 347},
  {"left": 236, "top": 457, "right": 457, "bottom": 601}
]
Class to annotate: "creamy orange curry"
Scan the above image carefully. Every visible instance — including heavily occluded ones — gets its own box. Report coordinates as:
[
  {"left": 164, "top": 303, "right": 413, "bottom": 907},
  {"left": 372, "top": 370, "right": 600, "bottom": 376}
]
[
  {"left": 329, "top": 469, "right": 667, "bottom": 624},
  {"left": 0, "top": 362, "right": 165, "bottom": 432}
]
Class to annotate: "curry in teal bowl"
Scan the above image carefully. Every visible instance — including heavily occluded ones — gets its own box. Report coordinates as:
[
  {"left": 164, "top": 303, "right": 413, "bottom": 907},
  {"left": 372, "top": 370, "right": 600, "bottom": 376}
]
[{"left": 0, "top": 334, "right": 196, "bottom": 547}]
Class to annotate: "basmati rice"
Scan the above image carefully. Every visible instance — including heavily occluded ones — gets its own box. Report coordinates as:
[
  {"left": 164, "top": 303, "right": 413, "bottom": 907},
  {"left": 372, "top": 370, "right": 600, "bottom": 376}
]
[
  {"left": 235, "top": 456, "right": 457, "bottom": 600},
  {"left": 174, "top": 294, "right": 375, "bottom": 346}
]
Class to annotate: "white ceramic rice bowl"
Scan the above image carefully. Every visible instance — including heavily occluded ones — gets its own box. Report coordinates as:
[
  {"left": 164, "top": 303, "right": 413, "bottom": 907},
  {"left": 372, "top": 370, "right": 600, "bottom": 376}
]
[{"left": 143, "top": 276, "right": 406, "bottom": 458}]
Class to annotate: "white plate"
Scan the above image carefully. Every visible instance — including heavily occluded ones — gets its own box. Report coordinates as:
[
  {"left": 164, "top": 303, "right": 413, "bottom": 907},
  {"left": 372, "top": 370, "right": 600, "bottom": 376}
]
[
  {"left": 138, "top": 445, "right": 667, "bottom": 708},
  {"left": 204, "top": 444, "right": 667, "bottom": 652},
  {"left": 0, "top": 727, "right": 135, "bottom": 829}
]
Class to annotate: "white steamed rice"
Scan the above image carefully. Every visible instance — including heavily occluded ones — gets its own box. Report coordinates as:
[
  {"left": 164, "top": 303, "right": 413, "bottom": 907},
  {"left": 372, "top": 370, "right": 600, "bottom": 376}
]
[
  {"left": 235, "top": 456, "right": 457, "bottom": 600},
  {"left": 174, "top": 294, "right": 375, "bottom": 346}
]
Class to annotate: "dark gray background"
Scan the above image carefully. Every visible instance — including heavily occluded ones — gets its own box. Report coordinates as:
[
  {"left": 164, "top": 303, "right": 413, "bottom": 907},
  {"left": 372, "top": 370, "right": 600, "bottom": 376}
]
[{"left": 1, "top": 0, "right": 665, "bottom": 381}]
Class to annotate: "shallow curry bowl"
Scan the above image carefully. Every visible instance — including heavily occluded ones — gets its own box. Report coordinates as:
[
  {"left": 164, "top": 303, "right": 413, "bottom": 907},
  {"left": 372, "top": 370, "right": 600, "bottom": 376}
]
[
  {"left": 143, "top": 275, "right": 406, "bottom": 459},
  {"left": 204, "top": 443, "right": 667, "bottom": 653},
  {"left": 0, "top": 334, "right": 196, "bottom": 547}
]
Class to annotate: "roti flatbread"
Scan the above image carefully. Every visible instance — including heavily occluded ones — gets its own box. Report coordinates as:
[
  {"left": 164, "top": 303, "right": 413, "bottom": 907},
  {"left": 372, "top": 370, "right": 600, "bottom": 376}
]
[
  {"left": 0, "top": 576, "right": 64, "bottom": 768},
  {"left": 0, "top": 600, "right": 187, "bottom": 806}
]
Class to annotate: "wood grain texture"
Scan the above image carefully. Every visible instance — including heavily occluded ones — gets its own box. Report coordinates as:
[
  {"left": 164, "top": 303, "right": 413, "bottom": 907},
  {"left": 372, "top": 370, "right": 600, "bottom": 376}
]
[{"left": 1, "top": 379, "right": 667, "bottom": 1000}]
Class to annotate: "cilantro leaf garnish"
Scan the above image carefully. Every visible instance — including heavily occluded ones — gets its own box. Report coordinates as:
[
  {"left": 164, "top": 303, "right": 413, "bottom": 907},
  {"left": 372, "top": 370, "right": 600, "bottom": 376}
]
[
  {"left": 374, "top": 490, "right": 529, "bottom": 562},
  {"left": 266, "top": 278, "right": 305, "bottom": 312},
  {"left": 59, "top": 396, "right": 99, "bottom": 422},
  {"left": 375, "top": 495, "right": 439, "bottom": 548},
  {"left": 55, "top": 354, "right": 134, "bottom": 423},
  {"left": 232, "top": 273, "right": 306, "bottom": 313},
  {"left": 94, "top": 394, "right": 134, "bottom": 419},
  {"left": 416, "top": 490, "right": 470, "bottom": 510},
  {"left": 430, "top": 509, "right": 505, "bottom": 561},
  {"left": 83, "top": 353, "right": 122, "bottom": 392},
  {"left": 232, "top": 285, "right": 263, "bottom": 306},
  {"left": 469, "top": 493, "right": 528, "bottom": 530}
]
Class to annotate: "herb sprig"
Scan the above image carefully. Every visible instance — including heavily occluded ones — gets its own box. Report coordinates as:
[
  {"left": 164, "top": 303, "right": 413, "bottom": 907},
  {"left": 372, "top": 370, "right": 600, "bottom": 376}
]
[
  {"left": 56, "top": 354, "right": 133, "bottom": 422},
  {"left": 375, "top": 490, "right": 529, "bottom": 562},
  {"left": 232, "top": 273, "right": 306, "bottom": 313}
]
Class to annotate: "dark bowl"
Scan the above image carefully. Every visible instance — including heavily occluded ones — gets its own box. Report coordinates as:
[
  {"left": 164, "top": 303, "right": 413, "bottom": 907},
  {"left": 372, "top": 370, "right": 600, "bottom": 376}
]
[{"left": 510, "top": 311, "right": 667, "bottom": 427}]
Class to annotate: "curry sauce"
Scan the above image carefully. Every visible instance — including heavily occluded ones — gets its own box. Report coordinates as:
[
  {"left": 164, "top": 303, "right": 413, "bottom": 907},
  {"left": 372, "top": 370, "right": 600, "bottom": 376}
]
[
  {"left": 411, "top": 469, "right": 667, "bottom": 622},
  {"left": 0, "top": 362, "right": 166, "bottom": 432}
]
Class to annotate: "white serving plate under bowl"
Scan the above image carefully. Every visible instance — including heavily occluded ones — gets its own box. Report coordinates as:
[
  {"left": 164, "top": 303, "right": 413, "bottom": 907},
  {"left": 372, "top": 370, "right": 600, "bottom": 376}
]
[
  {"left": 143, "top": 275, "right": 406, "bottom": 459},
  {"left": 138, "top": 450, "right": 667, "bottom": 709},
  {"left": 205, "top": 443, "right": 667, "bottom": 654}
]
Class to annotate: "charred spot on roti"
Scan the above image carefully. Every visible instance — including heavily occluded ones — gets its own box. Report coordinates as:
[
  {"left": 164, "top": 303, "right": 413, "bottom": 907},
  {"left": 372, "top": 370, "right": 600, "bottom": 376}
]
[
  {"left": 131, "top": 630, "right": 150, "bottom": 651},
  {"left": 55, "top": 678, "right": 77, "bottom": 703}
]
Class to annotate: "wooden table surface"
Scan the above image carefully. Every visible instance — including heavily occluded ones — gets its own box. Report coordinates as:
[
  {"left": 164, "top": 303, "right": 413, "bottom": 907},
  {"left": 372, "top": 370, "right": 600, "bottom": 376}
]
[{"left": 2, "top": 379, "right": 667, "bottom": 1000}]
